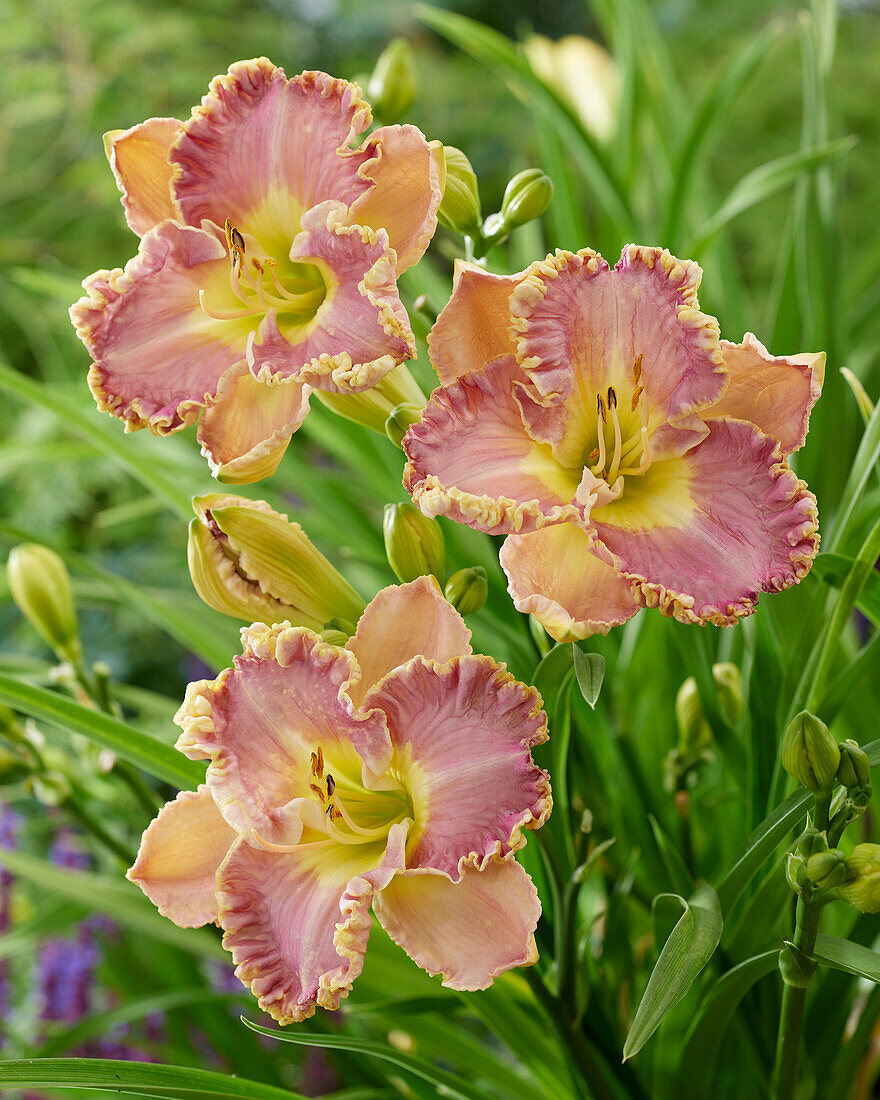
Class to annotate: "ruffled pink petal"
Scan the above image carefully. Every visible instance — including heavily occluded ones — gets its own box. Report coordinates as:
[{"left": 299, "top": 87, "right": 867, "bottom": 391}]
[
  {"left": 247, "top": 201, "right": 415, "bottom": 393},
  {"left": 174, "top": 627, "right": 392, "bottom": 844},
  {"left": 500, "top": 524, "right": 640, "bottom": 641},
  {"left": 705, "top": 333, "right": 825, "bottom": 455},
  {"left": 510, "top": 245, "right": 725, "bottom": 462},
  {"left": 373, "top": 857, "right": 540, "bottom": 991},
  {"left": 197, "top": 363, "right": 310, "bottom": 483},
  {"left": 218, "top": 821, "right": 407, "bottom": 1023},
  {"left": 171, "top": 60, "right": 372, "bottom": 252},
  {"left": 364, "top": 655, "right": 551, "bottom": 880},
  {"left": 428, "top": 261, "right": 525, "bottom": 386},
  {"left": 348, "top": 125, "right": 443, "bottom": 274},
  {"left": 590, "top": 418, "right": 820, "bottom": 625},
  {"left": 71, "top": 222, "right": 245, "bottom": 434},
  {"left": 403, "top": 355, "right": 583, "bottom": 536},
  {"left": 127, "top": 787, "right": 237, "bottom": 928},
  {"left": 344, "top": 577, "right": 472, "bottom": 707},
  {"left": 105, "top": 118, "right": 183, "bottom": 236}
]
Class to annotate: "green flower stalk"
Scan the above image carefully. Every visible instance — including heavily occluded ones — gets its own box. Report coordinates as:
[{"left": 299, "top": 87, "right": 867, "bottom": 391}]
[
  {"left": 7, "top": 544, "right": 81, "bottom": 663},
  {"left": 189, "top": 494, "right": 365, "bottom": 630}
]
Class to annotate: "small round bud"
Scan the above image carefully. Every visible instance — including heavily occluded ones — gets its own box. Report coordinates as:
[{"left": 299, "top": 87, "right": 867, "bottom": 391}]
[
  {"left": 436, "top": 146, "right": 482, "bottom": 237},
  {"left": 837, "top": 740, "right": 871, "bottom": 789},
  {"left": 712, "top": 662, "right": 744, "bottom": 726},
  {"left": 444, "top": 566, "right": 488, "bottom": 616},
  {"left": 849, "top": 782, "right": 873, "bottom": 810},
  {"left": 674, "top": 678, "right": 711, "bottom": 753},
  {"left": 499, "top": 169, "right": 554, "bottom": 231},
  {"left": 838, "top": 844, "right": 880, "bottom": 912},
  {"left": 781, "top": 711, "right": 840, "bottom": 793},
  {"left": 805, "top": 848, "right": 848, "bottom": 889},
  {"left": 797, "top": 827, "right": 827, "bottom": 858},
  {"left": 7, "top": 544, "right": 80, "bottom": 663},
  {"left": 320, "top": 629, "right": 350, "bottom": 647},
  {"left": 367, "top": 39, "right": 416, "bottom": 123},
  {"left": 385, "top": 403, "right": 422, "bottom": 450},
  {"left": 383, "top": 503, "right": 445, "bottom": 584}
]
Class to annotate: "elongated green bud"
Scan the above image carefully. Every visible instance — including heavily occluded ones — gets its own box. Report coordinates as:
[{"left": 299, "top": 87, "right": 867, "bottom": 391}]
[
  {"left": 838, "top": 844, "right": 880, "bottom": 912},
  {"left": 189, "top": 495, "right": 365, "bottom": 629},
  {"left": 444, "top": 567, "right": 488, "bottom": 616},
  {"left": 385, "top": 404, "right": 422, "bottom": 449},
  {"left": 367, "top": 38, "right": 416, "bottom": 123},
  {"left": 837, "top": 739, "right": 871, "bottom": 789},
  {"left": 7, "top": 544, "right": 80, "bottom": 662},
  {"left": 436, "top": 146, "right": 482, "bottom": 238},
  {"left": 314, "top": 364, "right": 425, "bottom": 436},
  {"left": 805, "top": 848, "right": 848, "bottom": 889},
  {"left": 781, "top": 710, "right": 840, "bottom": 793},
  {"left": 674, "top": 662, "right": 743, "bottom": 754},
  {"left": 499, "top": 169, "right": 554, "bottom": 230},
  {"left": 383, "top": 503, "right": 445, "bottom": 584}
]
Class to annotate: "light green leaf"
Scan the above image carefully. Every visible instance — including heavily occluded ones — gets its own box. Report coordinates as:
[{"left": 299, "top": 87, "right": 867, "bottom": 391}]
[
  {"left": 0, "top": 1059, "right": 309, "bottom": 1100},
  {"left": 0, "top": 848, "right": 225, "bottom": 959},
  {"left": 648, "top": 815, "right": 694, "bottom": 899},
  {"left": 0, "top": 673, "right": 202, "bottom": 788},
  {"left": 242, "top": 1017, "right": 493, "bottom": 1100},
  {"left": 623, "top": 884, "right": 723, "bottom": 1060},
  {"left": 572, "top": 647, "right": 606, "bottom": 709},
  {"left": 686, "top": 137, "right": 857, "bottom": 254},
  {"left": 814, "top": 934, "right": 880, "bottom": 983},
  {"left": 812, "top": 552, "right": 880, "bottom": 627},
  {"left": 827, "top": 395, "right": 880, "bottom": 554}
]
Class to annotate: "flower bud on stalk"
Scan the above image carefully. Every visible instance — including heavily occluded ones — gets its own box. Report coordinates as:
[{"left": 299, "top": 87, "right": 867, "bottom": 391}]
[
  {"left": 781, "top": 711, "right": 840, "bottom": 793},
  {"left": 383, "top": 503, "right": 445, "bottom": 584},
  {"left": 314, "top": 364, "right": 425, "bottom": 436},
  {"left": 837, "top": 740, "right": 871, "bottom": 789},
  {"left": 385, "top": 404, "right": 422, "bottom": 450},
  {"left": 436, "top": 146, "right": 482, "bottom": 238},
  {"left": 838, "top": 844, "right": 880, "bottom": 912},
  {"left": 188, "top": 495, "right": 365, "bottom": 630},
  {"left": 367, "top": 38, "right": 416, "bottom": 123},
  {"left": 499, "top": 169, "right": 554, "bottom": 230},
  {"left": 7, "top": 545, "right": 80, "bottom": 663},
  {"left": 805, "top": 848, "right": 848, "bottom": 890},
  {"left": 444, "top": 566, "right": 488, "bottom": 616}
]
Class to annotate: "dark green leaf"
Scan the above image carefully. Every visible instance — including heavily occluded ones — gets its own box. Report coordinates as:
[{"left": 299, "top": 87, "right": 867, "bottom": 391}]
[
  {"left": 813, "top": 552, "right": 880, "bottom": 627},
  {"left": 623, "top": 884, "right": 723, "bottom": 1060},
  {"left": 572, "top": 648, "right": 606, "bottom": 709},
  {"left": 814, "top": 934, "right": 880, "bottom": 983}
]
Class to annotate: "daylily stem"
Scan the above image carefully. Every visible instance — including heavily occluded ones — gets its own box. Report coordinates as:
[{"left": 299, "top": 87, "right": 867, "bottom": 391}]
[{"left": 770, "top": 790, "right": 831, "bottom": 1100}]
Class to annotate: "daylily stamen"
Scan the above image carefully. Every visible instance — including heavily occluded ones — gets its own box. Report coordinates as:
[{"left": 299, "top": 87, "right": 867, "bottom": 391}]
[
  {"left": 225, "top": 218, "right": 246, "bottom": 265},
  {"left": 309, "top": 781, "right": 326, "bottom": 803},
  {"left": 250, "top": 829, "right": 334, "bottom": 853},
  {"left": 631, "top": 352, "right": 643, "bottom": 386},
  {"left": 606, "top": 388, "right": 624, "bottom": 482},
  {"left": 197, "top": 290, "right": 256, "bottom": 322}
]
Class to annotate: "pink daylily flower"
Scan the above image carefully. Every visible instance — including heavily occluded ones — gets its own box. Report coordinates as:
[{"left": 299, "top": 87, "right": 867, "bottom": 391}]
[
  {"left": 70, "top": 59, "right": 443, "bottom": 483},
  {"left": 128, "top": 577, "right": 551, "bottom": 1023},
  {"left": 404, "top": 247, "right": 824, "bottom": 640}
]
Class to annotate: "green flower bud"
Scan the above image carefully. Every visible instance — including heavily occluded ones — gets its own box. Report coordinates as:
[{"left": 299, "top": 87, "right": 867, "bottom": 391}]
[
  {"left": 849, "top": 782, "right": 873, "bottom": 810},
  {"left": 320, "top": 628, "right": 350, "bottom": 646},
  {"left": 797, "top": 827, "right": 827, "bottom": 858},
  {"left": 838, "top": 844, "right": 880, "bottom": 912},
  {"left": 315, "top": 364, "right": 425, "bottom": 435},
  {"left": 837, "top": 739, "right": 871, "bottom": 789},
  {"left": 781, "top": 711, "right": 840, "bottom": 793},
  {"left": 712, "top": 662, "right": 744, "bottom": 726},
  {"left": 674, "top": 678, "right": 711, "bottom": 753},
  {"left": 436, "top": 146, "right": 482, "bottom": 238},
  {"left": 367, "top": 38, "right": 416, "bottom": 124},
  {"left": 444, "top": 566, "right": 488, "bottom": 616},
  {"left": 189, "top": 495, "right": 365, "bottom": 628},
  {"left": 805, "top": 848, "right": 848, "bottom": 889},
  {"left": 383, "top": 503, "right": 445, "bottom": 584},
  {"left": 7, "top": 544, "right": 80, "bottom": 663},
  {"left": 385, "top": 404, "right": 422, "bottom": 450},
  {"left": 499, "top": 169, "right": 554, "bottom": 231}
]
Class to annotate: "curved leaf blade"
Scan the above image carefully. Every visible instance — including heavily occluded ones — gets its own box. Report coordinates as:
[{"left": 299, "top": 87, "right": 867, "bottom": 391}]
[
  {"left": 814, "top": 934, "right": 880, "bottom": 983},
  {"left": 623, "top": 884, "right": 723, "bottom": 1061},
  {"left": 572, "top": 647, "right": 606, "bottom": 709}
]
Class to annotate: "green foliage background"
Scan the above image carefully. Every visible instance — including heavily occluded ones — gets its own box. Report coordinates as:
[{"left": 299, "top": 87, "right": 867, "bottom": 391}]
[{"left": 0, "top": 0, "right": 879, "bottom": 1097}]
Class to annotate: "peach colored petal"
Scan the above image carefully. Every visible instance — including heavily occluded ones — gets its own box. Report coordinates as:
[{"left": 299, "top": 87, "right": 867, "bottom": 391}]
[
  {"left": 500, "top": 524, "right": 640, "bottom": 641},
  {"left": 403, "top": 355, "right": 583, "bottom": 536},
  {"left": 591, "top": 418, "right": 820, "bottom": 625},
  {"left": 363, "top": 655, "right": 551, "bottom": 880},
  {"left": 428, "top": 261, "right": 525, "bottom": 386},
  {"left": 197, "top": 363, "right": 310, "bottom": 483},
  {"left": 173, "top": 628, "right": 392, "bottom": 844},
  {"left": 171, "top": 60, "right": 372, "bottom": 251},
  {"left": 127, "top": 787, "right": 236, "bottom": 928},
  {"left": 706, "top": 333, "right": 826, "bottom": 455},
  {"left": 510, "top": 245, "right": 725, "bottom": 464},
  {"left": 218, "top": 821, "right": 407, "bottom": 1024},
  {"left": 373, "top": 857, "right": 540, "bottom": 991},
  {"left": 344, "top": 576, "right": 472, "bottom": 706},
  {"left": 105, "top": 118, "right": 182, "bottom": 236},
  {"left": 247, "top": 201, "right": 415, "bottom": 393},
  {"left": 71, "top": 222, "right": 244, "bottom": 434},
  {"left": 348, "top": 124, "right": 443, "bottom": 274}
]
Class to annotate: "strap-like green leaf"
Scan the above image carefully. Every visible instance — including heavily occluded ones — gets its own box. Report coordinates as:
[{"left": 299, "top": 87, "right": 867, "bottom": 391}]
[
  {"left": 623, "top": 884, "right": 723, "bottom": 1060},
  {"left": 813, "top": 551, "right": 880, "bottom": 627},
  {"left": 814, "top": 934, "right": 880, "bottom": 983},
  {"left": 0, "top": 673, "right": 202, "bottom": 788},
  {"left": 242, "top": 1017, "right": 493, "bottom": 1100}
]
